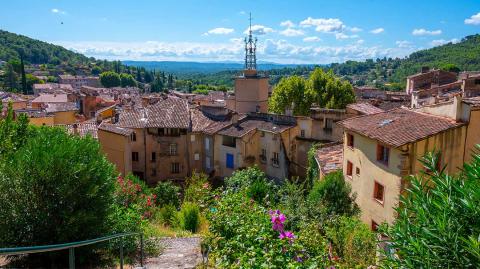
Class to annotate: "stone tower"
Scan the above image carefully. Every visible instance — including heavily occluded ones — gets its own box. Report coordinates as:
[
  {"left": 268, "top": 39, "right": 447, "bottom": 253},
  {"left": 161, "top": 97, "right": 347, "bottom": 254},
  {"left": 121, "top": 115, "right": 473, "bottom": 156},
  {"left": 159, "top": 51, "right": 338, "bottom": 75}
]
[{"left": 230, "top": 13, "right": 269, "bottom": 113}]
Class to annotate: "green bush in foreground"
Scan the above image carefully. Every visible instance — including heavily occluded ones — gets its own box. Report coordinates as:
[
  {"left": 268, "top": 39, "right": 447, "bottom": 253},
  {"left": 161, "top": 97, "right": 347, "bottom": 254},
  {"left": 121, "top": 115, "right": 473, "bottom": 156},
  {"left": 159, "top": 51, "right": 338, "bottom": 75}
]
[
  {"left": 179, "top": 202, "right": 200, "bottom": 233},
  {"left": 380, "top": 151, "right": 480, "bottom": 268}
]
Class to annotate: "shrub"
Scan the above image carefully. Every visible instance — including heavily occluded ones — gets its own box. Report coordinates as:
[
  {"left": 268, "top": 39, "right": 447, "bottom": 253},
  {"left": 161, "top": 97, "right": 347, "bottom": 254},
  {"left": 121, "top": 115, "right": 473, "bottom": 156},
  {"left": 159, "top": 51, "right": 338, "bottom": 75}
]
[
  {"left": 179, "top": 202, "right": 200, "bottom": 233},
  {"left": 380, "top": 151, "right": 480, "bottom": 268},
  {"left": 184, "top": 173, "right": 217, "bottom": 211},
  {"left": 0, "top": 126, "right": 117, "bottom": 266},
  {"left": 159, "top": 204, "right": 178, "bottom": 226},
  {"left": 100, "top": 71, "right": 121, "bottom": 88},
  {"left": 152, "top": 181, "right": 181, "bottom": 208},
  {"left": 325, "top": 216, "right": 376, "bottom": 268},
  {"left": 308, "top": 170, "right": 359, "bottom": 217},
  {"left": 224, "top": 166, "right": 267, "bottom": 191}
]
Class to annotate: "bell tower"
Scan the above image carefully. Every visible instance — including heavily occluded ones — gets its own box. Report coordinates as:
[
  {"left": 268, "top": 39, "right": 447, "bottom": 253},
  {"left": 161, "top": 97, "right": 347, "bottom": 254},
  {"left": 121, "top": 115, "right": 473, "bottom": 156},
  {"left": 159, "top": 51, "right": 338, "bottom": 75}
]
[{"left": 230, "top": 13, "right": 269, "bottom": 114}]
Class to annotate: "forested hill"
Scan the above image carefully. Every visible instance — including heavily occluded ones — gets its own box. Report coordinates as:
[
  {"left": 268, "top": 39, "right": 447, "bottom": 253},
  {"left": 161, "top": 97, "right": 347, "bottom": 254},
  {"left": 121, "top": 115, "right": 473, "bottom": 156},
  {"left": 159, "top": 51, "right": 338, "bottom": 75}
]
[
  {"left": 0, "top": 29, "right": 91, "bottom": 65},
  {"left": 389, "top": 34, "right": 480, "bottom": 82},
  {"left": 328, "top": 34, "right": 480, "bottom": 88}
]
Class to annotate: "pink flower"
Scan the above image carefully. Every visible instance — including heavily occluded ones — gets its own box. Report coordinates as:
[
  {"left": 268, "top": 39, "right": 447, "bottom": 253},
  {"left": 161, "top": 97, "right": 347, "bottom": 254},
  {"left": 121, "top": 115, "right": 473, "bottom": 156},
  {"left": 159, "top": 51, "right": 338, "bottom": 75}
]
[{"left": 279, "top": 231, "right": 295, "bottom": 239}]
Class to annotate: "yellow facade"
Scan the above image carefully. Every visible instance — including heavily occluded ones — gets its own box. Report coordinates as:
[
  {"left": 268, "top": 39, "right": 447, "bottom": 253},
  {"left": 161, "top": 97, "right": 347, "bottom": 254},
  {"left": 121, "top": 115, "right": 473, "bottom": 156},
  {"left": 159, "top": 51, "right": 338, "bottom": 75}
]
[
  {"left": 98, "top": 129, "right": 132, "bottom": 176},
  {"left": 344, "top": 125, "right": 467, "bottom": 226},
  {"left": 233, "top": 74, "right": 269, "bottom": 113},
  {"left": 52, "top": 111, "right": 77, "bottom": 124},
  {"left": 29, "top": 116, "right": 55, "bottom": 126}
]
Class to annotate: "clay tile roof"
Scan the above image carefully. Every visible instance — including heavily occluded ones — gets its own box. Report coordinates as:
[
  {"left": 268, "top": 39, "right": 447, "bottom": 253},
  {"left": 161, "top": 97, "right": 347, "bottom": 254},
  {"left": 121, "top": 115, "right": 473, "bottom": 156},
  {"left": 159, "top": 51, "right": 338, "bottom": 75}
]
[
  {"left": 98, "top": 122, "right": 133, "bottom": 136},
  {"left": 314, "top": 143, "right": 343, "bottom": 176},
  {"left": 347, "top": 102, "right": 384, "bottom": 115},
  {"left": 463, "top": 96, "right": 480, "bottom": 107},
  {"left": 117, "top": 97, "right": 190, "bottom": 129},
  {"left": 31, "top": 94, "right": 68, "bottom": 103},
  {"left": 339, "top": 108, "right": 464, "bottom": 147},
  {"left": 218, "top": 118, "right": 294, "bottom": 138},
  {"left": 45, "top": 102, "right": 78, "bottom": 113},
  {"left": 57, "top": 122, "right": 98, "bottom": 139},
  {"left": 190, "top": 107, "right": 235, "bottom": 135}
]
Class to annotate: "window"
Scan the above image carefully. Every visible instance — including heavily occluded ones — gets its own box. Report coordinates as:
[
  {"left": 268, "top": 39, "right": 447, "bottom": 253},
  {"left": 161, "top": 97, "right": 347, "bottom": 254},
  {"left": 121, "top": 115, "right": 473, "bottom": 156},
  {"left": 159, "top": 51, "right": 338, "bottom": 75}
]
[
  {"left": 260, "top": 149, "right": 267, "bottom": 163},
  {"left": 373, "top": 181, "right": 385, "bottom": 204},
  {"left": 371, "top": 220, "right": 379, "bottom": 231},
  {"left": 90, "top": 111, "right": 96, "bottom": 118},
  {"left": 205, "top": 137, "right": 210, "bottom": 150},
  {"left": 325, "top": 118, "right": 333, "bottom": 130},
  {"left": 300, "top": 129, "right": 305, "bottom": 138},
  {"left": 169, "top": 143, "right": 177, "bottom": 155},
  {"left": 194, "top": 153, "right": 200, "bottom": 161},
  {"left": 347, "top": 133, "right": 354, "bottom": 148},
  {"left": 226, "top": 153, "right": 234, "bottom": 169},
  {"left": 171, "top": 162, "right": 180, "bottom": 174},
  {"left": 131, "top": 131, "right": 137, "bottom": 142},
  {"left": 273, "top": 134, "right": 278, "bottom": 141},
  {"left": 346, "top": 161, "right": 353, "bottom": 177},
  {"left": 132, "top": 152, "right": 139, "bottom": 162},
  {"left": 475, "top": 79, "right": 480, "bottom": 85},
  {"left": 222, "top": 136, "right": 236, "bottom": 147},
  {"left": 151, "top": 152, "right": 156, "bottom": 162},
  {"left": 190, "top": 134, "right": 195, "bottom": 142},
  {"left": 376, "top": 144, "right": 390, "bottom": 165},
  {"left": 151, "top": 168, "right": 157, "bottom": 176},
  {"left": 272, "top": 152, "right": 279, "bottom": 166},
  {"left": 356, "top": 167, "right": 360, "bottom": 175}
]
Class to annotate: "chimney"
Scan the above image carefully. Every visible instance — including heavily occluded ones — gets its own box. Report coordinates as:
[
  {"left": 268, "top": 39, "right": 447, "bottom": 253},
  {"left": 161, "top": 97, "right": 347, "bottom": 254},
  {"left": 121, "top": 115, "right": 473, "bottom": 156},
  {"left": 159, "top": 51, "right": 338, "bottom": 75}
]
[{"left": 231, "top": 113, "right": 239, "bottom": 125}]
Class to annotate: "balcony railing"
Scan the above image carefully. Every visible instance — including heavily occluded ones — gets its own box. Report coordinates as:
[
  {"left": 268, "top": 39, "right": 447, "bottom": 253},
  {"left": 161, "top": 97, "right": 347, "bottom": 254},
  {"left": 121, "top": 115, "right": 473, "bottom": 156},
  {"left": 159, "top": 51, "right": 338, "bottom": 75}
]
[{"left": 0, "top": 232, "right": 144, "bottom": 269}]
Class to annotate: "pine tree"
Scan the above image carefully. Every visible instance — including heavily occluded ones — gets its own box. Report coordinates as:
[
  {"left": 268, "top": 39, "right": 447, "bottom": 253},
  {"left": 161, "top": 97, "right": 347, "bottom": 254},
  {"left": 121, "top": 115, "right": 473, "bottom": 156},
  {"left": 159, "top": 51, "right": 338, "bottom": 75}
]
[{"left": 20, "top": 54, "right": 27, "bottom": 94}]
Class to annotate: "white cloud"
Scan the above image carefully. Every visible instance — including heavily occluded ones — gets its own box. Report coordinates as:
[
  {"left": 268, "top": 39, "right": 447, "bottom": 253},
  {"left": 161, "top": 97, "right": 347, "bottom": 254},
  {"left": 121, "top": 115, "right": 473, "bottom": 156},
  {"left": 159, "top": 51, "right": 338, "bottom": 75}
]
[
  {"left": 465, "top": 12, "right": 480, "bottom": 25},
  {"left": 279, "top": 28, "right": 304, "bottom": 37},
  {"left": 430, "top": 38, "right": 459, "bottom": 46},
  {"left": 238, "top": 11, "right": 246, "bottom": 15},
  {"left": 51, "top": 8, "right": 66, "bottom": 15},
  {"left": 370, "top": 28, "right": 384, "bottom": 34},
  {"left": 280, "top": 20, "right": 295, "bottom": 28},
  {"left": 412, "top": 28, "right": 442, "bottom": 36},
  {"left": 244, "top": 24, "right": 275, "bottom": 35},
  {"left": 349, "top": 27, "right": 363, "bottom": 33},
  {"left": 335, "top": 33, "right": 359, "bottom": 40},
  {"left": 356, "top": 39, "right": 365, "bottom": 45},
  {"left": 299, "top": 17, "right": 344, "bottom": 33},
  {"left": 303, "top": 36, "right": 321, "bottom": 42},
  {"left": 396, "top": 40, "right": 413, "bottom": 48},
  {"left": 54, "top": 38, "right": 415, "bottom": 65},
  {"left": 203, "top": 27, "right": 234, "bottom": 36}
]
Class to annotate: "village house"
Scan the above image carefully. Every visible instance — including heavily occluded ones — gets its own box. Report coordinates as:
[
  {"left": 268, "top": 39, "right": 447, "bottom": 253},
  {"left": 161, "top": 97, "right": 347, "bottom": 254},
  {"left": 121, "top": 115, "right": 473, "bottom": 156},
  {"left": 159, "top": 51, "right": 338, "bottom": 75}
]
[
  {"left": 97, "top": 122, "right": 134, "bottom": 176},
  {"left": 100, "top": 97, "right": 191, "bottom": 185},
  {"left": 44, "top": 102, "right": 78, "bottom": 124},
  {"left": 32, "top": 83, "right": 74, "bottom": 96},
  {"left": 313, "top": 142, "right": 343, "bottom": 180},
  {"left": 31, "top": 93, "right": 69, "bottom": 109},
  {"left": 59, "top": 74, "right": 100, "bottom": 88},
  {"left": 214, "top": 113, "right": 298, "bottom": 180},
  {"left": 338, "top": 99, "right": 479, "bottom": 228}
]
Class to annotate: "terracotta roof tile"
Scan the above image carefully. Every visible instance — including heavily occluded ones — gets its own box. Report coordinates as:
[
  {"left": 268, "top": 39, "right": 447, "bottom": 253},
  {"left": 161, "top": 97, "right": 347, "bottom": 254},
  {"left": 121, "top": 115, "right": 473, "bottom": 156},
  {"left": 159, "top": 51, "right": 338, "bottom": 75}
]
[
  {"left": 45, "top": 102, "right": 79, "bottom": 113},
  {"left": 339, "top": 108, "right": 464, "bottom": 147},
  {"left": 117, "top": 97, "right": 190, "bottom": 129},
  {"left": 218, "top": 118, "right": 295, "bottom": 138},
  {"left": 314, "top": 143, "right": 343, "bottom": 176},
  {"left": 98, "top": 122, "right": 133, "bottom": 136},
  {"left": 31, "top": 94, "right": 68, "bottom": 103},
  {"left": 347, "top": 102, "right": 384, "bottom": 115}
]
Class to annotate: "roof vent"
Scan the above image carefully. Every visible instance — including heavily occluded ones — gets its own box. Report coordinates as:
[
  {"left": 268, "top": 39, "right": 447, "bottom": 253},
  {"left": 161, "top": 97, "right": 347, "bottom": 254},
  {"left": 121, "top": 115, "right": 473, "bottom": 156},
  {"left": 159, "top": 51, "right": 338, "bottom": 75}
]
[{"left": 379, "top": 119, "right": 393, "bottom": 126}]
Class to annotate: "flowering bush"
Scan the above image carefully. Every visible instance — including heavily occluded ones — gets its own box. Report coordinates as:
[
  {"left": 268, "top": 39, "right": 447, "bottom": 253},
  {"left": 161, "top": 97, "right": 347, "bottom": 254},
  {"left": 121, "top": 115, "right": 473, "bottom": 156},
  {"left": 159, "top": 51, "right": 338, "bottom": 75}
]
[{"left": 115, "top": 174, "right": 157, "bottom": 219}]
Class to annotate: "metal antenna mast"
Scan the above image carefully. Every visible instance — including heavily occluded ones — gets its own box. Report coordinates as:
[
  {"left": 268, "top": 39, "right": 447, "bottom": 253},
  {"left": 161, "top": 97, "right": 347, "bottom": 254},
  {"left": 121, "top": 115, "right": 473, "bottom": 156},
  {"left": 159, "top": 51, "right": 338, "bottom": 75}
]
[{"left": 244, "top": 12, "right": 257, "bottom": 70}]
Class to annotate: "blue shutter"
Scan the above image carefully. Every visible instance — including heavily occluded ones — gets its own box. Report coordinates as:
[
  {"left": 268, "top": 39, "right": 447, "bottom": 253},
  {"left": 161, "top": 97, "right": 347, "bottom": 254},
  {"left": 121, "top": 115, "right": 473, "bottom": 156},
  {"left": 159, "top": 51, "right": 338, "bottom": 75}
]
[{"left": 226, "top": 153, "right": 234, "bottom": 169}]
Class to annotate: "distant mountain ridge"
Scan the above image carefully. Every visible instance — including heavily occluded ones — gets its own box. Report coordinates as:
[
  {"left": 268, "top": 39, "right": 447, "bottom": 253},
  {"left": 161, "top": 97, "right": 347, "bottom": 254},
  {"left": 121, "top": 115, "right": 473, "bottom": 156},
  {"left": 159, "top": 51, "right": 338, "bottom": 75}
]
[{"left": 122, "top": 60, "right": 312, "bottom": 74}]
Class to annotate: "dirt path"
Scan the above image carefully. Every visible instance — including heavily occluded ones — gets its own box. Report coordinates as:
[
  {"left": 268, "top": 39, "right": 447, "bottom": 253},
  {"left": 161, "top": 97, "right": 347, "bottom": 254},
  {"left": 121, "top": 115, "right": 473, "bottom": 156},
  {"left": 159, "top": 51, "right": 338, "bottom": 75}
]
[{"left": 143, "top": 237, "right": 202, "bottom": 269}]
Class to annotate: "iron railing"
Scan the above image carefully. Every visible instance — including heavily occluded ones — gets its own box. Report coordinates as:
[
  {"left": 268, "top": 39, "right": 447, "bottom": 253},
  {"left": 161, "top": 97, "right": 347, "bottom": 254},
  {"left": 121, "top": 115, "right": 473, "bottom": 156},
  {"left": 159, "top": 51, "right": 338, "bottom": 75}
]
[{"left": 0, "top": 232, "right": 144, "bottom": 269}]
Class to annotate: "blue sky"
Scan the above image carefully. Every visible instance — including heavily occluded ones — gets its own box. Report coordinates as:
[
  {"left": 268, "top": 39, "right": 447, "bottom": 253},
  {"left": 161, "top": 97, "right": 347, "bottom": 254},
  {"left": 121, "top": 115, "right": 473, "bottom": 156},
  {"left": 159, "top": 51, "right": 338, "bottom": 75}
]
[{"left": 1, "top": 0, "right": 480, "bottom": 64}]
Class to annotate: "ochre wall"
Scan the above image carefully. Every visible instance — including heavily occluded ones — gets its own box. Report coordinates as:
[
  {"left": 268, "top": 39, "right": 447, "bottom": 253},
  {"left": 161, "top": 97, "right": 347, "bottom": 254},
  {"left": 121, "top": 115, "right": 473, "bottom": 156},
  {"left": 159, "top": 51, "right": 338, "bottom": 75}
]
[{"left": 98, "top": 129, "right": 132, "bottom": 176}]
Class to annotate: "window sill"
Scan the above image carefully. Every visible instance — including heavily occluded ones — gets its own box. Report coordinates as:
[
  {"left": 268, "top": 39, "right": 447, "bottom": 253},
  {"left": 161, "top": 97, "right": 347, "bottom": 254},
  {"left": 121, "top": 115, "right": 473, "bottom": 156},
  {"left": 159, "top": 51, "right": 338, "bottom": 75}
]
[
  {"left": 346, "top": 175, "right": 353, "bottom": 180},
  {"left": 373, "top": 198, "right": 384, "bottom": 206},
  {"left": 347, "top": 146, "right": 354, "bottom": 150}
]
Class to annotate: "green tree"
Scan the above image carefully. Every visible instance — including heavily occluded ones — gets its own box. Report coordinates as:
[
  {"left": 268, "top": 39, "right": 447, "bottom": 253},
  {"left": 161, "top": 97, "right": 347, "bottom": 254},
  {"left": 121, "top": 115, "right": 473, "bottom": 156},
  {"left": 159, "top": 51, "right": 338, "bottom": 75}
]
[
  {"left": 91, "top": 66, "right": 102, "bottom": 75},
  {"left": 100, "top": 71, "right": 121, "bottom": 88},
  {"left": 380, "top": 151, "right": 480, "bottom": 268},
  {"left": 20, "top": 53, "right": 27, "bottom": 94},
  {"left": 151, "top": 73, "right": 164, "bottom": 93},
  {"left": 25, "top": 74, "right": 44, "bottom": 92},
  {"left": 120, "top": 73, "right": 137, "bottom": 87},
  {"left": 268, "top": 75, "right": 312, "bottom": 115},
  {"left": 440, "top": 63, "right": 461, "bottom": 73},
  {"left": 152, "top": 181, "right": 181, "bottom": 208},
  {"left": 0, "top": 125, "right": 118, "bottom": 266},
  {"left": 308, "top": 170, "right": 359, "bottom": 217},
  {"left": 2, "top": 63, "right": 18, "bottom": 91}
]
